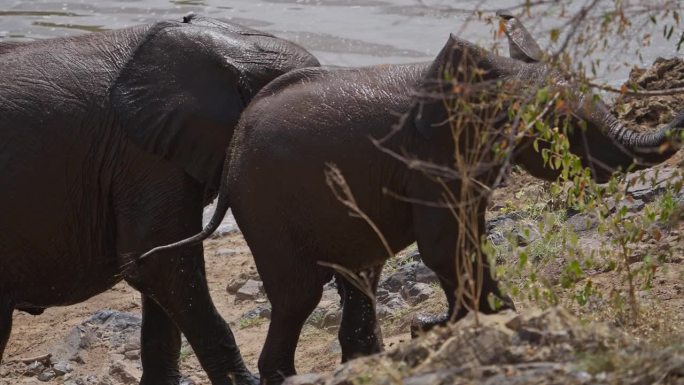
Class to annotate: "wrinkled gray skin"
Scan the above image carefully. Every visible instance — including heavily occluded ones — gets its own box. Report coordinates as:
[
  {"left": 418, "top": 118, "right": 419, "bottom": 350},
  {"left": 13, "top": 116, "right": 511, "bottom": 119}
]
[
  {"left": 147, "top": 18, "right": 682, "bottom": 385},
  {"left": 0, "top": 15, "right": 319, "bottom": 385}
]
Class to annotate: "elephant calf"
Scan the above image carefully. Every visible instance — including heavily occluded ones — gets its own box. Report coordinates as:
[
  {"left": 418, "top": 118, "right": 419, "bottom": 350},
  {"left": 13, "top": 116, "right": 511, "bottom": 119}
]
[
  {"left": 147, "top": 16, "right": 683, "bottom": 385},
  {"left": 0, "top": 14, "right": 318, "bottom": 385}
]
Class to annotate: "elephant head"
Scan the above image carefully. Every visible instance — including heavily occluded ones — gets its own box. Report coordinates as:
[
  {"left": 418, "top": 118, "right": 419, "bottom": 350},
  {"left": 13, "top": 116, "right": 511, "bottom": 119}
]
[
  {"left": 111, "top": 15, "right": 319, "bottom": 201},
  {"left": 413, "top": 28, "right": 682, "bottom": 185}
]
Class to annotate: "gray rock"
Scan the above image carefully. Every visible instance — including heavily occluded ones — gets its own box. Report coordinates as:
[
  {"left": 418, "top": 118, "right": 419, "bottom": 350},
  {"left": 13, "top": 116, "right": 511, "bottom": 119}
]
[
  {"left": 37, "top": 368, "right": 57, "bottom": 382},
  {"left": 414, "top": 264, "right": 439, "bottom": 285},
  {"left": 401, "top": 282, "right": 434, "bottom": 306},
  {"left": 124, "top": 349, "right": 140, "bottom": 360},
  {"left": 241, "top": 305, "right": 272, "bottom": 320},
  {"left": 380, "top": 262, "right": 419, "bottom": 292},
  {"left": 625, "top": 167, "right": 678, "bottom": 201},
  {"left": 53, "top": 361, "right": 74, "bottom": 375},
  {"left": 25, "top": 361, "right": 46, "bottom": 376},
  {"left": 50, "top": 325, "right": 97, "bottom": 364},
  {"left": 378, "top": 292, "right": 408, "bottom": 311},
  {"left": 486, "top": 213, "right": 540, "bottom": 246},
  {"left": 83, "top": 310, "right": 141, "bottom": 350},
  {"left": 226, "top": 272, "right": 250, "bottom": 294},
  {"left": 123, "top": 336, "right": 140, "bottom": 353},
  {"left": 566, "top": 213, "right": 598, "bottom": 232},
  {"left": 235, "top": 279, "right": 264, "bottom": 301},
  {"left": 376, "top": 304, "right": 392, "bottom": 320},
  {"left": 321, "top": 308, "right": 341, "bottom": 329}
]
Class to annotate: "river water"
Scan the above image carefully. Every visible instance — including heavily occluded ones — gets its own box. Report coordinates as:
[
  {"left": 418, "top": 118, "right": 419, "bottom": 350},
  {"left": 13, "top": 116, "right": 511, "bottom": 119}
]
[{"left": 1, "top": 0, "right": 681, "bottom": 232}]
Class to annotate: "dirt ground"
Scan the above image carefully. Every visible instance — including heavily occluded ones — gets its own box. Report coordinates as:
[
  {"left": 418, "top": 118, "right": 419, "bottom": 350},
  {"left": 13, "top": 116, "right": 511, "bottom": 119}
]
[{"left": 1, "top": 233, "right": 364, "bottom": 384}]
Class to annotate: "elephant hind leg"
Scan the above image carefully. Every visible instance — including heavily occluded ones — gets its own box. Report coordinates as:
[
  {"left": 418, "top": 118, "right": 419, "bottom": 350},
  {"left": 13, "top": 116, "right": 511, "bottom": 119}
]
[
  {"left": 0, "top": 296, "right": 14, "bottom": 360},
  {"left": 258, "top": 264, "right": 330, "bottom": 385},
  {"left": 337, "top": 265, "right": 383, "bottom": 362}
]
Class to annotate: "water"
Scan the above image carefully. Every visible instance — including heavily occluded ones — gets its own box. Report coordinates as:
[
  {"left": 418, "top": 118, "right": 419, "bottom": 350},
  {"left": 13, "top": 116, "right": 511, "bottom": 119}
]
[
  {"left": 1, "top": 0, "right": 681, "bottom": 232},
  {"left": 2, "top": 0, "right": 681, "bottom": 76}
]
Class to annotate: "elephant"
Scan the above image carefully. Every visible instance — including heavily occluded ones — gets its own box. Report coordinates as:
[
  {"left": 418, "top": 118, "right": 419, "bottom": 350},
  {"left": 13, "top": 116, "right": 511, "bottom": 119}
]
[
  {"left": 0, "top": 14, "right": 319, "bottom": 385},
  {"left": 143, "top": 16, "right": 683, "bottom": 385}
]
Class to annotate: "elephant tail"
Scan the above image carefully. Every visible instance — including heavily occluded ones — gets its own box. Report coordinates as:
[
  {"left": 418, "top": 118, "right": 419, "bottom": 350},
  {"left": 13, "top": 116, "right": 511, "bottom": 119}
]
[{"left": 138, "top": 163, "right": 231, "bottom": 261}]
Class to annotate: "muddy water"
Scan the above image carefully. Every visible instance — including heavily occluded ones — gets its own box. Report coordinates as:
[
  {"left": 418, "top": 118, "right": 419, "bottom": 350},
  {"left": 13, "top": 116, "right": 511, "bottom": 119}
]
[
  {"left": 1, "top": 0, "right": 680, "bottom": 232},
  {"left": 1, "top": 0, "right": 680, "bottom": 76}
]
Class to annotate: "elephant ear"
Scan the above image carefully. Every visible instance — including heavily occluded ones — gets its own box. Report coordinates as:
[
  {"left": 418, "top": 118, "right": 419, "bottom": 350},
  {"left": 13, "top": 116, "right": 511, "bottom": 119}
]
[
  {"left": 111, "top": 22, "right": 246, "bottom": 189},
  {"left": 496, "top": 10, "right": 544, "bottom": 63},
  {"left": 414, "top": 34, "right": 493, "bottom": 138}
]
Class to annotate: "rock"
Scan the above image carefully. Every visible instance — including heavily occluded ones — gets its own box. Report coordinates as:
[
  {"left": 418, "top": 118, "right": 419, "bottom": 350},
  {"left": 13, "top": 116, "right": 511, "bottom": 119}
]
[
  {"left": 381, "top": 262, "right": 419, "bottom": 292},
  {"left": 283, "top": 373, "right": 325, "bottom": 385},
  {"left": 378, "top": 292, "right": 408, "bottom": 311},
  {"left": 50, "top": 324, "right": 97, "bottom": 364},
  {"left": 53, "top": 361, "right": 74, "bottom": 375},
  {"left": 241, "top": 304, "right": 272, "bottom": 320},
  {"left": 401, "top": 282, "right": 434, "bottom": 306},
  {"left": 235, "top": 279, "right": 264, "bottom": 301},
  {"left": 624, "top": 167, "right": 679, "bottom": 201},
  {"left": 25, "top": 361, "right": 45, "bottom": 376},
  {"left": 486, "top": 213, "right": 540, "bottom": 246},
  {"left": 566, "top": 213, "right": 598, "bottom": 232},
  {"left": 226, "top": 272, "right": 251, "bottom": 294},
  {"left": 414, "top": 264, "right": 438, "bottom": 285},
  {"left": 607, "top": 196, "right": 645, "bottom": 213},
  {"left": 375, "top": 304, "right": 392, "bottom": 320},
  {"left": 385, "top": 295, "right": 409, "bottom": 311},
  {"left": 109, "top": 362, "right": 138, "bottom": 384},
  {"left": 37, "top": 368, "right": 57, "bottom": 382},
  {"left": 321, "top": 308, "right": 341, "bottom": 329},
  {"left": 123, "top": 350, "right": 140, "bottom": 360},
  {"left": 83, "top": 310, "right": 141, "bottom": 350}
]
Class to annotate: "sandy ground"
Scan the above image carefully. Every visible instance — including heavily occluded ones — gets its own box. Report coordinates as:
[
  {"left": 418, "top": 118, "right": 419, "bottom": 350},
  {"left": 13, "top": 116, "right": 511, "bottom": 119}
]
[{"left": 1, "top": 232, "right": 410, "bottom": 384}]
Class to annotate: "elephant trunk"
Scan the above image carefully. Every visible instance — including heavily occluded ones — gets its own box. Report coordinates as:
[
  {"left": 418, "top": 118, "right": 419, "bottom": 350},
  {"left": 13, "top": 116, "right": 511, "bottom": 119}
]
[
  {"left": 582, "top": 96, "right": 683, "bottom": 166},
  {"left": 138, "top": 154, "right": 232, "bottom": 261},
  {"left": 605, "top": 109, "right": 682, "bottom": 165}
]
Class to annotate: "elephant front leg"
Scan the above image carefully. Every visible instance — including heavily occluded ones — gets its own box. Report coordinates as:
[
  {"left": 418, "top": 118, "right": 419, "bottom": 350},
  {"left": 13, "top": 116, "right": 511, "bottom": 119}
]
[
  {"left": 139, "top": 295, "right": 182, "bottom": 385},
  {"left": 336, "top": 265, "right": 383, "bottom": 362},
  {"left": 0, "top": 296, "right": 14, "bottom": 360},
  {"left": 410, "top": 201, "right": 514, "bottom": 337}
]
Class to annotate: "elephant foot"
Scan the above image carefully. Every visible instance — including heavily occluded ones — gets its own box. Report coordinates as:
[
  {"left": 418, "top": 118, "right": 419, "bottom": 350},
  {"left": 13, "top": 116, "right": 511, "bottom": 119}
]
[
  {"left": 139, "top": 372, "right": 181, "bottom": 385},
  {"left": 410, "top": 312, "right": 449, "bottom": 338},
  {"left": 229, "top": 370, "right": 259, "bottom": 385}
]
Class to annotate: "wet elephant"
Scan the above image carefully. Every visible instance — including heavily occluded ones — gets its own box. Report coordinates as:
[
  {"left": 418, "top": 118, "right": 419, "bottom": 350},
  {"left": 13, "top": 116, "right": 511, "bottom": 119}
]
[
  {"left": 0, "top": 14, "right": 319, "bottom": 385},
  {"left": 147, "top": 18, "right": 682, "bottom": 385}
]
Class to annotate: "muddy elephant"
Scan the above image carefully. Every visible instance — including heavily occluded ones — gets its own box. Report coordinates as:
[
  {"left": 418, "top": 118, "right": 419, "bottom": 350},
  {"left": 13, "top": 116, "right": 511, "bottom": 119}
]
[
  {"left": 0, "top": 15, "right": 319, "bottom": 385},
  {"left": 146, "top": 17, "right": 683, "bottom": 385}
]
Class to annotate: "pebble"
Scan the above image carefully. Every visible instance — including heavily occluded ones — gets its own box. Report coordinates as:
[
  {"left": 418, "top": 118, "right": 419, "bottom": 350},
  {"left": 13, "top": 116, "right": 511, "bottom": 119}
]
[{"left": 235, "top": 279, "right": 264, "bottom": 301}]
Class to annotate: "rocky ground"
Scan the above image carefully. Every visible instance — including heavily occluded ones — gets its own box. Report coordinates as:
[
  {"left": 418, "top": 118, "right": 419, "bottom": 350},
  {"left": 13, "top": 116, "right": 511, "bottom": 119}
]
[{"left": 1, "top": 59, "right": 683, "bottom": 385}]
